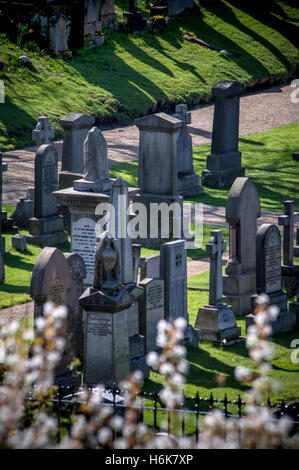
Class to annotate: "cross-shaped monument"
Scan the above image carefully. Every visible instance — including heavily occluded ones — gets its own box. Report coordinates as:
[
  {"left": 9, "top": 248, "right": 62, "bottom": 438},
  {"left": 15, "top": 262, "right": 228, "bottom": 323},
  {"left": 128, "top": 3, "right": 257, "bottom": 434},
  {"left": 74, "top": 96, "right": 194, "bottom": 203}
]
[
  {"left": 195, "top": 229, "right": 241, "bottom": 344},
  {"left": 32, "top": 116, "right": 55, "bottom": 146}
]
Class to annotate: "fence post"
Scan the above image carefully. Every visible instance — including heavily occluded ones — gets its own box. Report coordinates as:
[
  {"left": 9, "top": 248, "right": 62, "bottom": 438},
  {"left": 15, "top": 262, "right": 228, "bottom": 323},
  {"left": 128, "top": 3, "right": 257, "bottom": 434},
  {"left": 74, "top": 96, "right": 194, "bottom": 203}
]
[{"left": 195, "top": 392, "right": 200, "bottom": 443}]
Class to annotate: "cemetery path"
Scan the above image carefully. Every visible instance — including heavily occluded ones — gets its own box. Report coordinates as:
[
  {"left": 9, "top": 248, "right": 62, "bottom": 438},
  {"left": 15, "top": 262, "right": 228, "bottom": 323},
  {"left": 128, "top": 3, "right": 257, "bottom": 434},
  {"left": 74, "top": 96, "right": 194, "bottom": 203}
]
[
  {"left": 0, "top": 301, "right": 33, "bottom": 326},
  {"left": 2, "top": 82, "right": 298, "bottom": 206}
]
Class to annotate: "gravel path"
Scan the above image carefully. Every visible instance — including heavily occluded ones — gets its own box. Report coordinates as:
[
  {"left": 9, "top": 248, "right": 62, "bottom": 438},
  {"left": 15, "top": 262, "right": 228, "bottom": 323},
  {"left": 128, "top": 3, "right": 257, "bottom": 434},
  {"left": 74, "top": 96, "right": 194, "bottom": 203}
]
[{"left": 2, "top": 82, "right": 298, "bottom": 205}]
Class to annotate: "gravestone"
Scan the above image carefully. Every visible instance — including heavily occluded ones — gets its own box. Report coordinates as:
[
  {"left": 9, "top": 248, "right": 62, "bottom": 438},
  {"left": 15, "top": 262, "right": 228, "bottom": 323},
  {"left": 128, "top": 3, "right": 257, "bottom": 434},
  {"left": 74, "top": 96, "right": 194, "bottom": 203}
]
[
  {"left": 100, "top": 0, "right": 117, "bottom": 29},
  {"left": 84, "top": 0, "right": 104, "bottom": 48},
  {"left": 73, "top": 126, "right": 112, "bottom": 193},
  {"left": 223, "top": 177, "right": 261, "bottom": 315},
  {"left": 79, "top": 231, "right": 144, "bottom": 386},
  {"left": 27, "top": 144, "right": 67, "bottom": 247},
  {"left": 202, "top": 80, "right": 245, "bottom": 188},
  {"left": 32, "top": 116, "right": 55, "bottom": 146},
  {"left": 30, "top": 247, "right": 79, "bottom": 384},
  {"left": 12, "top": 234, "right": 27, "bottom": 252},
  {"left": 160, "top": 239, "right": 188, "bottom": 322},
  {"left": 139, "top": 277, "right": 164, "bottom": 353},
  {"left": 0, "top": 153, "right": 8, "bottom": 253},
  {"left": 195, "top": 230, "right": 241, "bottom": 343},
  {"left": 64, "top": 253, "right": 86, "bottom": 361},
  {"left": 11, "top": 188, "right": 34, "bottom": 228},
  {"left": 278, "top": 200, "right": 299, "bottom": 295},
  {"left": 139, "top": 254, "right": 160, "bottom": 282},
  {"left": 294, "top": 227, "right": 299, "bottom": 258},
  {"left": 123, "top": 0, "right": 147, "bottom": 31},
  {"left": 133, "top": 113, "right": 186, "bottom": 248},
  {"left": 59, "top": 112, "right": 95, "bottom": 187},
  {"left": 173, "top": 103, "right": 203, "bottom": 197},
  {"left": 49, "top": 13, "right": 71, "bottom": 52},
  {"left": 246, "top": 224, "right": 297, "bottom": 335}
]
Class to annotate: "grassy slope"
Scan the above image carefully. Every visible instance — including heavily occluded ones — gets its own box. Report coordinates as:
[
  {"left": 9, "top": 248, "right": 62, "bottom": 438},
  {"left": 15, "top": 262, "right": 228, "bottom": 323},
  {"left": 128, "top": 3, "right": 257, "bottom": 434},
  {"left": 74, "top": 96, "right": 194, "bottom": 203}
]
[
  {"left": 0, "top": 1, "right": 299, "bottom": 150},
  {"left": 110, "top": 122, "right": 299, "bottom": 212}
]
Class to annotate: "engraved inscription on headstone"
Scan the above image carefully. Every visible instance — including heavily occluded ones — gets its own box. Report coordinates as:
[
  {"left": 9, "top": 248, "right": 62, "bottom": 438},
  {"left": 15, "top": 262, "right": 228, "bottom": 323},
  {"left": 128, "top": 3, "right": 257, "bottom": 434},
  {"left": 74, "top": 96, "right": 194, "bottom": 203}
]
[
  {"left": 48, "top": 272, "right": 67, "bottom": 306},
  {"left": 139, "top": 278, "right": 164, "bottom": 353},
  {"left": 265, "top": 229, "right": 281, "bottom": 293},
  {"left": 72, "top": 217, "right": 96, "bottom": 284}
]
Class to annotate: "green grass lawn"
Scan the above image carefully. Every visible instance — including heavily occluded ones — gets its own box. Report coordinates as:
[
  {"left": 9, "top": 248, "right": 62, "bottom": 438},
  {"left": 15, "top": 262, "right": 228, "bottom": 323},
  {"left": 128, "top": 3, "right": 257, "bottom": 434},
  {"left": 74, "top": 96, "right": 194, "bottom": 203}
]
[
  {"left": 0, "top": 0, "right": 298, "bottom": 151},
  {"left": 110, "top": 122, "right": 299, "bottom": 212}
]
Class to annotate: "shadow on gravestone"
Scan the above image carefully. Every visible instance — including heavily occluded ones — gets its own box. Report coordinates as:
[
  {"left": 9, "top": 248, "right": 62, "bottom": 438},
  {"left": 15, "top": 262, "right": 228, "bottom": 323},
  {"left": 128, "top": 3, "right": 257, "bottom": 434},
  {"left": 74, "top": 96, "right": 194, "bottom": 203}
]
[
  {"left": 30, "top": 247, "right": 81, "bottom": 386},
  {"left": 223, "top": 177, "right": 261, "bottom": 316}
]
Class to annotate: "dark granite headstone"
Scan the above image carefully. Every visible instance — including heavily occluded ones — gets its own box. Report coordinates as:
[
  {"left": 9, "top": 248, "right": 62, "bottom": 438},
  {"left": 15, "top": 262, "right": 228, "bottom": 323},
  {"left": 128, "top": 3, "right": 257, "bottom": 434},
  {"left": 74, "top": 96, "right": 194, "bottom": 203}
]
[{"left": 202, "top": 80, "right": 245, "bottom": 188}]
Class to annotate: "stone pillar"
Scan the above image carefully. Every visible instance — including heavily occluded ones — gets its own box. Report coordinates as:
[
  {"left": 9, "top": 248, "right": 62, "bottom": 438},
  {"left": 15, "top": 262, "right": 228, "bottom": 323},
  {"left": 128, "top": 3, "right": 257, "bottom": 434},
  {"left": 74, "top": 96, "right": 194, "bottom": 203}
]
[
  {"left": 195, "top": 230, "right": 241, "bottom": 344},
  {"left": 202, "top": 80, "right": 245, "bottom": 188},
  {"left": 59, "top": 112, "right": 95, "bottom": 184},
  {"left": 133, "top": 113, "right": 186, "bottom": 249}
]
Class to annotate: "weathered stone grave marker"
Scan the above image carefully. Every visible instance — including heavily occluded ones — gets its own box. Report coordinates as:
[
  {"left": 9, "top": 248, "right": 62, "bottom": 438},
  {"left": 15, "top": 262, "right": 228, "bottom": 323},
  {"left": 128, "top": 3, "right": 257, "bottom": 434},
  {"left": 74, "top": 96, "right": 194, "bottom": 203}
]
[
  {"left": 27, "top": 144, "right": 67, "bottom": 247},
  {"left": 195, "top": 230, "right": 241, "bottom": 343},
  {"left": 247, "top": 224, "right": 297, "bottom": 334},
  {"left": 173, "top": 103, "right": 203, "bottom": 197},
  {"left": 202, "top": 80, "right": 245, "bottom": 188},
  {"left": 32, "top": 116, "right": 55, "bottom": 146},
  {"left": 223, "top": 177, "right": 261, "bottom": 315},
  {"left": 139, "top": 277, "right": 164, "bottom": 353}
]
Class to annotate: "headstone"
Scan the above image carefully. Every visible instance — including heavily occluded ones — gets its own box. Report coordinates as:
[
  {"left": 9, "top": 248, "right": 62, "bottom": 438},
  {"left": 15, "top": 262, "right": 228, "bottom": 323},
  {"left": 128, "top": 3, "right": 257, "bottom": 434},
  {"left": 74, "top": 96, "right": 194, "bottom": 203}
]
[
  {"left": 30, "top": 247, "right": 76, "bottom": 382},
  {"left": 160, "top": 239, "right": 188, "bottom": 322},
  {"left": 123, "top": 0, "right": 147, "bottom": 31},
  {"left": 12, "top": 234, "right": 27, "bottom": 252},
  {"left": 71, "top": 216, "right": 97, "bottom": 286},
  {"left": 49, "top": 13, "right": 71, "bottom": 52},
  {"left": 100, "top": 0, "right": 117, "bottom": 30},
  {"left": 133, "top": 113, "right": 186, "bottom": 248},
  {"left": 195, "top": 230, "right": 241, "bottom": 343},
  {"left": 246, "top": 224, "right": 297, "bottom": 335},
  {"left": 84, "top": 0, "right": 104, "bottom": 48},
  {"left": 27, "top": 144, "right": 67, "bottom": 247},
  {"left": 0, "top": 153, "right": 8, "bottom": 253},
  {"left": 11, "top": 188, "right": 34, "bottom": 228},
  {"left": 202, "top": 80, "right": 245, "bottom": 188},
  {"left": 278, "top": 200, "right": 299, "bottom": 295},
  {"left": 60, "top": 112, "right": 95, "bottom": 175},
  {"left": 64, "top": 253, "right": 86, "bottom": 361},
  {"left": 173, "top": 103, "right": 203, "bottom": 197},
  {"left": 32, "top": 116, "right": 55, "bottom": 146},
  {"left": 79, "top": 231, "right": 144, "bottom": 386},
  {"left": 139, "top": 277, "right": 164, "bottom": 353},
  {"left": 294, "top": 227, "right": 299, "bottom": 258},
  {"left": 167, "top": 0, "right": 194, "bottom": 16},
  {"left": 73, "top": 126, "right": 112, "bottom": 193},
  {"left": 139, "top": 254, "right": 160, "bottom": 282},
  {"left": 223, "top": 177, "right": 261, "bottom": 315}
]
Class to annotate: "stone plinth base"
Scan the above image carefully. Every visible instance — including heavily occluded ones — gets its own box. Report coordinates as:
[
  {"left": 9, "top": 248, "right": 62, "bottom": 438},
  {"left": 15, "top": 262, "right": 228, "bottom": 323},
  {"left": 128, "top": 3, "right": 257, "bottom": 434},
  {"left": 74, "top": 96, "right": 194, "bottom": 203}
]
[
  {"left": 223, "top": 270, "right": 256, "bottom": 316},
  {"left": 202, "top": 166, "right": 245, "bottom": 189},
  {"left": 73, "top": 177, "right": 113, "bottom": 193},
  {"left": 281, "top": 265, "right": 299, "bottom": 296},
  {"left": 59, "top": 171, "right": 82, "bottom": 190},
  {"left": 195, "top": 303, "right": 241, "bottom": 344},
  {"left": 247, "top": 290, "right": 297, "bottom": 335},
  {"left": 178, "top": 172, "right": 204, "bottom": 197},
  {"left": 26, "top": 215, "right": 67, "bottom": 247}
]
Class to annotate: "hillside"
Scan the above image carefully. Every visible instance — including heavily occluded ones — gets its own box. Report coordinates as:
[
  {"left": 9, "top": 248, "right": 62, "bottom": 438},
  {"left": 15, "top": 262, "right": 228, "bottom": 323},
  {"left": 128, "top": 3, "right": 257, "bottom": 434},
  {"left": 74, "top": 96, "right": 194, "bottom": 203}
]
[{"left": 0, "top": 0, "right": 298, "bottom": 151}]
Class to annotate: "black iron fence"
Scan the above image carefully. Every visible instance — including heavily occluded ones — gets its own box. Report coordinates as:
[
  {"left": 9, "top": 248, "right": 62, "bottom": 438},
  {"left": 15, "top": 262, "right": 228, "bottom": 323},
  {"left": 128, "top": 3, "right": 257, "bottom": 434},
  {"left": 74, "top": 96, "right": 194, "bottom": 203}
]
[{"left": 24, "top": 384, "right": 299, "bottom": 443}]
